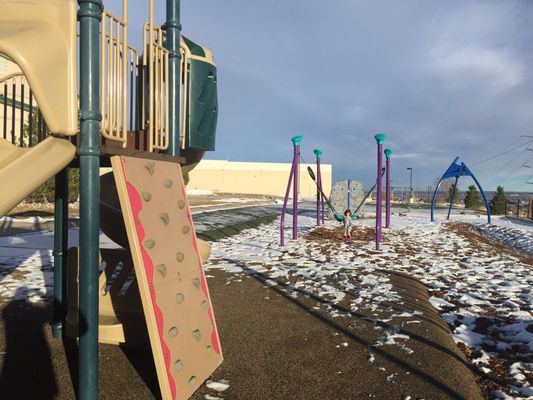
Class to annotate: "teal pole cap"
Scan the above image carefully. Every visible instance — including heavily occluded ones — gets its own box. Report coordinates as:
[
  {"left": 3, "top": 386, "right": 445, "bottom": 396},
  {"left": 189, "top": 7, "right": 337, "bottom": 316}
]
[
  {"left": 384, "top": 148, "right": 392, "bottom": 158},
  {"left": 374, "top": 133, "right": 386, "bottom": 145},
  {"left": 313, "top": 149, "right": 322, "bottom": 158},
  {"left": 291, "top": 135, "right": 303, "bottom": 146}
]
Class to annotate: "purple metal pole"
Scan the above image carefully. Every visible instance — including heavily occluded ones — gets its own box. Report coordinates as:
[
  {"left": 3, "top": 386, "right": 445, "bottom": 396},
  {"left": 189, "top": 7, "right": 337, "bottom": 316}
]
[
  {"left": 321, "top": 174, "right": 325, "bottom": 224},
  {"left": 314, "top": 149, "right": 323, "bottom": 226},
  {"left": 385, "top": 148, "right": 392, "bottom": 228},
  {"left": 321, "top": 195, "right": 325, "bottom": 224},
  {"left": 316, "top": 160, "right": 320, "bottom": 226},
  {"left": 293, "top": 142, "right": 300, "bottom": 240},
  {"left": 280, "top": 160, "right": 296, "bottom": 247},
  {"left": 375, "top": 134, "right": 386, "bottom": 250},
  {"left": 280, "top": 136, "right": 303, "bottom": 246}
]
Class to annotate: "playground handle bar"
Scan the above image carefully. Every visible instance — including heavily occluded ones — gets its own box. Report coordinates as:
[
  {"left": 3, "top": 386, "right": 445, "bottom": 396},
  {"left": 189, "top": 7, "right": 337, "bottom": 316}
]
[
  {"left": 352, "top": 167, "right": 386, "bottom": 215},
  {"left": 307, "top": 167, "right": 340, "bottom": 216}
]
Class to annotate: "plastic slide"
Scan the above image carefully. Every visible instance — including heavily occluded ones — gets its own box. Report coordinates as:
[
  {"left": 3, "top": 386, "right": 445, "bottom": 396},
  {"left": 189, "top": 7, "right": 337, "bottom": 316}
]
[{"left": 0, "top": 137, "right": 76, "bottom": 217}]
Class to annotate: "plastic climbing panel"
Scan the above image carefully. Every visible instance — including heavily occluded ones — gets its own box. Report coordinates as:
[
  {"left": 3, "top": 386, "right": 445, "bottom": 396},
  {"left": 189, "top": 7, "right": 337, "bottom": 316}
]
[
  {"left": 328, "top": 179, "right": 364, "bottom": 219},
  {"left": 111, "top": 155, "right": 223, "bottom": 400}
]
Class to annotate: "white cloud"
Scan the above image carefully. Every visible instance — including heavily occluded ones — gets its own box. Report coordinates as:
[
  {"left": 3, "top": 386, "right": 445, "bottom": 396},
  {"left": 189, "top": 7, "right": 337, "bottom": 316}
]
[
  {"left": 435, "top": 46, "right": 522, "bottom": 92},
  {"left": 427, "top": 2, "right": 524, "bottom": 93}
]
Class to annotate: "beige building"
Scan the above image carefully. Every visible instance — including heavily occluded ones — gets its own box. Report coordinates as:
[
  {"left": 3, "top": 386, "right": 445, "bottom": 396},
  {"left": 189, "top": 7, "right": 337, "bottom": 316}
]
[{"left": 188, "top": 159, "right": 332, "bottom": 198}]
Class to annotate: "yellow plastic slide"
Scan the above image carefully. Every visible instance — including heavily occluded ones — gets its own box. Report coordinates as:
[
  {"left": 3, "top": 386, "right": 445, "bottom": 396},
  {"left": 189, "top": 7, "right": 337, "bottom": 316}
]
[{"left": 0, "top": 137, "right": 76, "bottom": 217}]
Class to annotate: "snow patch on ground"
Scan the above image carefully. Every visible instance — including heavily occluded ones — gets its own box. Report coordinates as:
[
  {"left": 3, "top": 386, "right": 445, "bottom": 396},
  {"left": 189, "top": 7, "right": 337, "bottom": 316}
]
[
  {"left": 476, "top": 223, "right": 533, "bottom": 257},
  {"left": 1, "top": 209, "right": 532, "bottom": 398},
  {"left": 0, "top": 228, "right": 118, "bottom": 302},
  {"left": 205, "top": 213, "right": 533, "bottom": 399},
  {"left": 205, "top": 379, "right": 230, "bottom": 392}
]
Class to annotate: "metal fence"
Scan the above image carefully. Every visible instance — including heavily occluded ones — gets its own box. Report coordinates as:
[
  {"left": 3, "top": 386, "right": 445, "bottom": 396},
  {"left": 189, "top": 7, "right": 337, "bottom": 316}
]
[
  {"left": 0, "top": 72, "right": 49, "bottom": 147},
  {"left": 504, "top": 199, "right": 533, "bottom": 220}
]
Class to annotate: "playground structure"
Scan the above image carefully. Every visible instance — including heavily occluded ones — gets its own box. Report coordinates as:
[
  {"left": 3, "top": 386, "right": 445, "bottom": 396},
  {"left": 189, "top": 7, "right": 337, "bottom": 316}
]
[
  {"left": 280, "top": 136, "right": 346, "bottom": 246},
  {"left": 431, "top": 157, "right": 491, "bottom": 224},
  {"left": 0, "top": 1, "right": 222, "bottom": 399},
  {"left": 280, "top": 134, "right": 393, "bottom": 249}
]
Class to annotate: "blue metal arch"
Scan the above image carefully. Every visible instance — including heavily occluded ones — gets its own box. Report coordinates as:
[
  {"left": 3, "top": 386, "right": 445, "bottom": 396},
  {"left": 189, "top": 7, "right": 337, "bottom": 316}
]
[{"left": 430, "top": 157, "right": 491, "bottom": 224}]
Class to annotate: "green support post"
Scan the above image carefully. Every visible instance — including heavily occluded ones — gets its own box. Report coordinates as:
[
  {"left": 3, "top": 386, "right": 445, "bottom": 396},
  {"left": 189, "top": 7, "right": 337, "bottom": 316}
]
[
  {"left": 165, "top": 0, "right": 181, "bottom": 156},
  {"left": 52, "top": 168, "right": 69, "bottom": 339},
  {"left": 78, "top": 0, "right": 102, "bottom": 398}
]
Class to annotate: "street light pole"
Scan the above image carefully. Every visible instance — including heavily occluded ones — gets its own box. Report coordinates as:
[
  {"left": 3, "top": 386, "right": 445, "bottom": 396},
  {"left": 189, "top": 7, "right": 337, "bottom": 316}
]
[{"left": 407, "top": 167, "right": 413, "bottom": 201}]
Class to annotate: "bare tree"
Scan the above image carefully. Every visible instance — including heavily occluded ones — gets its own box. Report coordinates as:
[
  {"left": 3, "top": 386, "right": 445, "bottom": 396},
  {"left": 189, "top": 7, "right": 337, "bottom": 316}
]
[{"left": 433, "top": 175, "right": 453, "bottom": 204}]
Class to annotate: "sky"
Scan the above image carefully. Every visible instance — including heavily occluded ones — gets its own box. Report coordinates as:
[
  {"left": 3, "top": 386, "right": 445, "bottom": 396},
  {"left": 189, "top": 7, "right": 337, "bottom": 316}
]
[{"left": 117, "top": 0, "right": 533, "bottom": 191}]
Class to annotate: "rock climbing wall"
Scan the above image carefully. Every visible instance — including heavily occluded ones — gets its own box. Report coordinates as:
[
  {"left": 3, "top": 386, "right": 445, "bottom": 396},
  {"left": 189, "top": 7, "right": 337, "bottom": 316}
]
[
  {"left": 111, "top": 155, "right": 223, "bottom": 400},
  {"left": 328, "top": 179, "right": 365, "bottom": 219}
]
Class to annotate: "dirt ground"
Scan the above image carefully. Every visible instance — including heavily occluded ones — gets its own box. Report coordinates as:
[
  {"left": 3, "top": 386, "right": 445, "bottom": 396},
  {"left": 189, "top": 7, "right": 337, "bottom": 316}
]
[{"left": 443, "top": 222, "right": 533, "bottom": 398}]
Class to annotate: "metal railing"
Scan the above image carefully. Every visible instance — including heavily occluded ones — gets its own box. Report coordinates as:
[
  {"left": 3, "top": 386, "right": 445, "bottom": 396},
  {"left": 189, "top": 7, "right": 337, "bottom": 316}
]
[
  {"left": 0, "top": 72, "right": 49, "bottom": 147},
  {"left": 142, "top": 21, "right": 169, "bottom": 152},
  {"left": 1, "top": 0, "right": 174, "bottom": 155},
  {"left": 100, "top": 0, "right": 170, "bottom": 153},
  {"left": 179, "top": 43, "right": 190, "bottom": 149},
  {"left": 100, "top": 8, "right": 129, "bottom": 146}
]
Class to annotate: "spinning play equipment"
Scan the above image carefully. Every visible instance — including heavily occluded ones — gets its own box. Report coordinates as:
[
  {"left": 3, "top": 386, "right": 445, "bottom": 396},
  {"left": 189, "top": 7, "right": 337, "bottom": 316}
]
[
  {"left": 348, "top": 167, "right": 386, "bottom": 217},
  {"left": 374, "top": 134, "right": 386, "bottom": 250},
  {"left": 431, "top": 157, "right": 491, "bottom": 224},
  {"left": 307, "top": 166, "right": 341, "bottom": 218},
  {"left": 0, "top": 1, "right": 222, "bottom": 399}
]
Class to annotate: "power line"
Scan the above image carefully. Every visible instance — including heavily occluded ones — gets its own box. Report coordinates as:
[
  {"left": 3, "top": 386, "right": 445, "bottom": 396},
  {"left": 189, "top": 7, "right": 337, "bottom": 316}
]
[
  {"left": 471, "top": 140, "right": 533, "bottom": 167},
  {"left": 486, "top": 149, "right": 530, "bottom": 182},
  {"left": 506, "top": 173, "right": 533, "bottom": 192},
  {"left": 476, "top": 147, "right": 527, "bottom": 179}
]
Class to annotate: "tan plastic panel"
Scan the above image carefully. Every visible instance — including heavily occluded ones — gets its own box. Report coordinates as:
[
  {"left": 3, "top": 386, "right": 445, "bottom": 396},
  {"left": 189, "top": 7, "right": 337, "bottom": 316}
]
[
  {"left": 111, "top": 155, "right": 223, "bottom": 400},
  {"left": 99, "top": 171, "right": 213, "bottom": 264},
  {"left": 65, "top": 248, "right": 149, "bottom": 346},
  {"left": 65, "top": 245, "right": 212, "bottom": 346},
  {"left": 0, "top": 138, "right": 76, "bottom": 218},
  {"left": 0, "top": 0, "right": 78, "bottom": 135}
]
